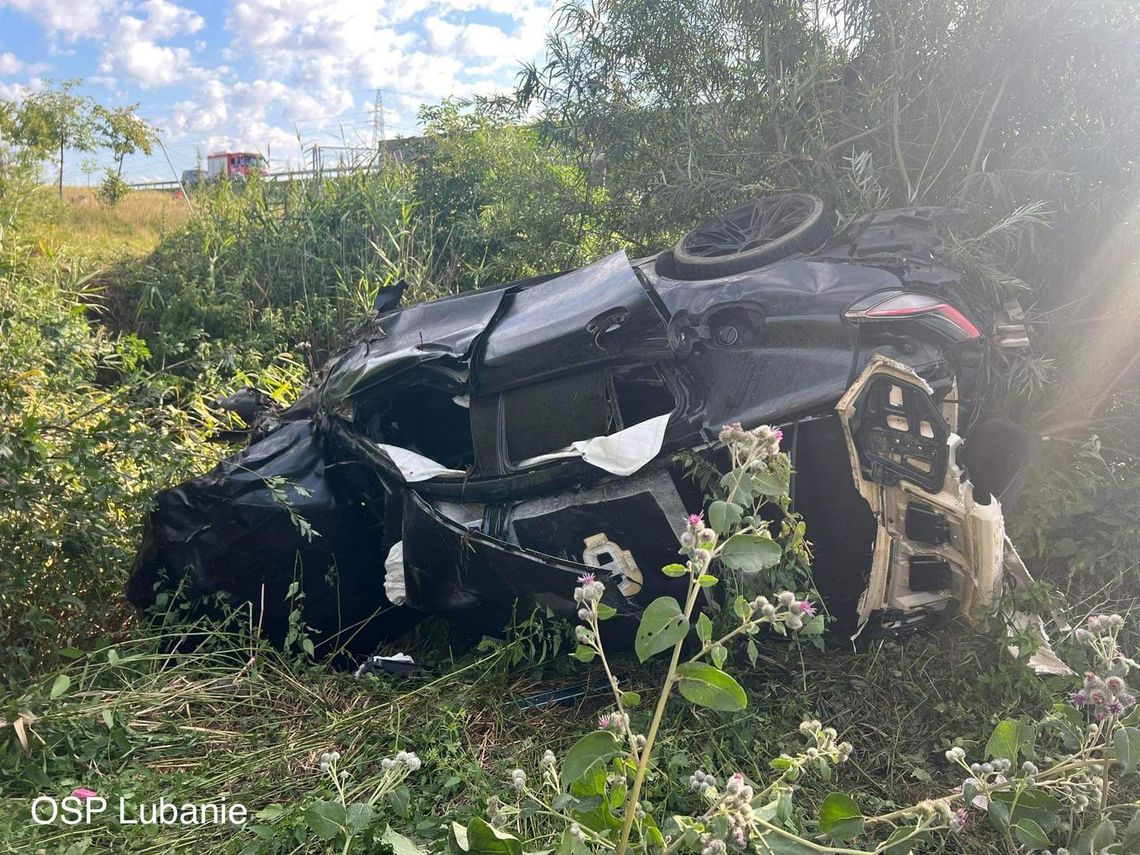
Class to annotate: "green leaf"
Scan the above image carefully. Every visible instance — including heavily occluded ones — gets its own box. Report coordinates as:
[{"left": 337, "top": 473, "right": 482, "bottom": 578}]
[
  {"left": 696, "top": 612, "right": 713, "bottom": 644},
  {"left": 254, "top": 804, "right": 285, "bottom": 822},
  {"left": 621, "top": 691, "right": 640, "bottom": 708},
  {"left": 1115, "top": 726, "right": 1140, "bottom": 775},
  {"left": 595, "top": 602, "right": 617, "bottom": 621},
  {"left": 1013, "top": 818, "right": 1052, "bottom": 849},
  {"left": 799, "top": 614, "right": 825, "bottom": 636},
  {"left": 50, "top": 674, "right": 71, "bottom": 700},
  {"left": 733, "top": 594, "right": 751, "bottom": 620},
  {"left": 986, "top": 719, "right": 1036, "bottom": 762},
  {"left": 747, "top": 638, "right": 759, "bottom": 667},
  {"left": 676, "top": 662, "right": 747, "bottom": 711},
  {"left": 382, "top": 825, "right": 425, "bottom": 855},
  {"left": 988, "top": 788, "right": 1061, "bottom": 832},
  {"left": 661, "top": 563, "right": 688, "bottom": 578},
  {"left": 883, "top": 825, "right": 930, "bottom": 854},
  {"left": 707, "top": 500, "right": 742, "bottom": 535},
  {"left": 697, "top": 574, "right": 718, "bottom": 587},
  {"left": 1122, "top": 811, "right": 1140, "bottom": 853},
  {"left": 466, "top": 818, "right": 522, "bottom": 855},
  {"left": 720, "top": 534, "right": 782, "bottom": 574},
  {"left": 561, "top": 731, "right": 622, "bottom": 787},
  {"left": 388, "top": 784, "right": 411, "bottom": 818},
  {"left": 1045, "top": 703, "right": 1084, "bottom": 751},
  {"left": 749, "top": 469, "right": 787, "bottom": 497},
  {"left": 345, "top": 803, "right": 375, "bottom": 835},
  {"left": 711, "top": 644, "right": 727, "bottom": 670},
  {"left": 572, "top": 645, "right": 595, "bottom": 663},
  {"left": 303, "top": 799, "right": 346, "bottom": 841},
  {"left": 1072, "top": 817, "right": 1115, "bottom": 854},
  {"left": 451, "top": 821, "right": 470, "bottom": 852},
  {"left": 818, "top": 792, "right": 864, "bottom": 839},
  {"left": 634, "top": 597, "right": 688, "bottom": 662}
]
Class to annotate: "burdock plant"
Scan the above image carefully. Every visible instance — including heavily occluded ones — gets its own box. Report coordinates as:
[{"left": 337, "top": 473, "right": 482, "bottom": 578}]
[{"left": 468, "top": 426, "right": 1140, "bottom": 854}]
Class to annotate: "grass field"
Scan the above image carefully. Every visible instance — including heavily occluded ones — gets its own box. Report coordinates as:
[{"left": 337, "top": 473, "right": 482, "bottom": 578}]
[{"left": 34, "top": 187, "right": 190, "bottom": 261}]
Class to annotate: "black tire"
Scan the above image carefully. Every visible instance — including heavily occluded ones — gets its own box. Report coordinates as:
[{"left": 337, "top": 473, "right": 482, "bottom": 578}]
[{"left": 673, "top": 193, "right": 834, "bottom": 279}]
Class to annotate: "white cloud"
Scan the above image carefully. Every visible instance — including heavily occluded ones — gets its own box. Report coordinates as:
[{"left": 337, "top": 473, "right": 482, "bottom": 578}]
[
  {"left": 136, "top": 0, "right": 204, "bottom": 39},
  {"left": 101, "top": 22, "right": 197, "bottom": 87},
  {"left": 2, "top": 0, "right": 204, "bottom": 87},
  {"left": 0, "top": 51, "right": 50, "bottom": 78},
  {"left": 0, "top": 75, "right": 43, "bottom": 101},
  {"left": 99, "top": 2, "right": 206, "bottom": 88},
  {"left": 0, "top": 52, "right": 24, "bottom": 75},
  {"left": 0, "top": 0, "right": 120, "bottom": 42}
]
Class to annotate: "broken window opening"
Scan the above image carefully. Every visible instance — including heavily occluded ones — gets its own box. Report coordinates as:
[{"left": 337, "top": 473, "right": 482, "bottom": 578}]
[
  {"left": 360, "top": 385, "right": 475, "bottom": 471},
  {"left": 502, "top": 370, "right": 615, "bottom": 464},
  {"left": 612, "top": 364, "right": 677, "bottom": 428}
]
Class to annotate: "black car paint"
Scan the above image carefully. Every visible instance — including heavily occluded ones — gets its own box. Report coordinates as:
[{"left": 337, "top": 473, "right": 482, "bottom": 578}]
[{"left": 127, "top": 206, "right": 979, "bottom": 655}]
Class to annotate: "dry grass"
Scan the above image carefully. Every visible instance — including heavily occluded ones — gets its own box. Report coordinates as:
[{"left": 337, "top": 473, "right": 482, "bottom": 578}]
[{"left": 34, "top": 186, "right": 191, "bottom": 262}]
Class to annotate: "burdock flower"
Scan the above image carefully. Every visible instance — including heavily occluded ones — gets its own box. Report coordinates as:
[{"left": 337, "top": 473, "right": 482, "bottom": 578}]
[
  {"left": 395, "top": 750, "right": 421, "bottom": 771},
  {"left": 950, "top": 808, "right": 969, "bottom": 832},
  {"left": 794, "top": 600, "right": 815, "bottom": 617},
  {"left": 575, "top": 574, "right": 605, "bottom": 606},
  {"left": 71, "top": 788, "right": 98, "bottom": 802}
]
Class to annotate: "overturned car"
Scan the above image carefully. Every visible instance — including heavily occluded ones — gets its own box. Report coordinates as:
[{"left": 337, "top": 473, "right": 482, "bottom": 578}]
[{"left": 128, "top": 194, "right": 1044, "bottom": 660}]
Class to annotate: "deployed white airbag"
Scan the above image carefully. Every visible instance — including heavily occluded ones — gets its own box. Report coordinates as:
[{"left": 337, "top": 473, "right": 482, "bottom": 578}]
[
  {"left": 383, "top": 541, "right": 407, "bottom": 606},
  {"left": 376, "top": 444, "right": 466, "bottom": 482},
  {"left": 573, "top": 413, "right": 670, "bottom": 476}
]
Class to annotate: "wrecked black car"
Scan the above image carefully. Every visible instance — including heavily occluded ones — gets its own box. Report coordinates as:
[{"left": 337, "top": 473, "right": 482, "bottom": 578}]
[{"left": 128, "top": 193, "right": 1042, "bottom": 660}]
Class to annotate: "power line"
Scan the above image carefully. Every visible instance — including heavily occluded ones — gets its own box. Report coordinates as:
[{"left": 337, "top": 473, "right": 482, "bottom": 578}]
[{"left": 372, "top": 89, "right": 385, "bottom": 146}]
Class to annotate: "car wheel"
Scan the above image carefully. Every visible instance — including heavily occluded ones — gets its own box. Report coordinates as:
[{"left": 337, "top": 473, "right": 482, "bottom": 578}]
[{"left": 673, "top": 193, "right": 834, "bottom": 278}]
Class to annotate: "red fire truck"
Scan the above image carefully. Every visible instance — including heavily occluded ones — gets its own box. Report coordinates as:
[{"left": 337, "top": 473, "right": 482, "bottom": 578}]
[{"left": 206, "top": 151, "right": 267, "bottom": 181}]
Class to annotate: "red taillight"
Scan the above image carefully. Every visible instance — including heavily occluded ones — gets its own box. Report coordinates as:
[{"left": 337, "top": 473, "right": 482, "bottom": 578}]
[{"left": 845, "top": 292, "right": 981, "bottom": 339}]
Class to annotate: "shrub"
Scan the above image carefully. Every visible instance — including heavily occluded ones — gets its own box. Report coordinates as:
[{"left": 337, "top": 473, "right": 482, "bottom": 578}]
[
  {"left": 96, "top": 168, "right": 130, "bottom": 206},
  {"left": 0, "top": 172, "right": 208, "bottom": 682}
]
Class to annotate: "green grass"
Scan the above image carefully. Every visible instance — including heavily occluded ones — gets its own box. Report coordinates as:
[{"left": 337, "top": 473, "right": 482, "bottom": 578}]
[
  {"left": 0, "top": 611, "right": 1057, "bottom": 854},
  {"left": 35, "top": 187, "right": 190, "bottom": 262}
]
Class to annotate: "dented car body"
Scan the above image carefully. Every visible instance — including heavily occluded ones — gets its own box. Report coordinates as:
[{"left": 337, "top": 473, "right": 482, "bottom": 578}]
[{"left": 128, "top": 196, "right": 1048, "bottom": 660}]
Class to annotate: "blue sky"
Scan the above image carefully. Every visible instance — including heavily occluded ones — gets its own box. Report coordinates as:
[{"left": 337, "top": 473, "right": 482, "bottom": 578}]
[{"left": 0, "top": 0, "right": 553, "bottom": 181}]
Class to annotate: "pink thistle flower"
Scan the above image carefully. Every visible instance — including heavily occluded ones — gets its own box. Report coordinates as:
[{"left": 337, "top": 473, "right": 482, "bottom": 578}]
[
  {"left": 795, "top": 600, "right": 816, "bottom": 617},
  {"left": 687, "top": 513, "right": 703, "bottom": 527},
  {"left": 1090, "top": 690, "right": 1108, "bottom": 706},
  {"left": 598, "top": 714, "right": 612, "bottom": 729},
  {"left": 1070, "top": 691, "right": 1088, "bottom": 708},
  {"left": 1107, "top": 699, "right": 1125, "bottom": 716},
  {"left": 71, "top": 788, "right": 98, "bottom": 802},
  {"left": 578, "top": 573, "right": 596, "bottom": 586},
  {"left": 1106, "top": 676, "right": 1125, "bottom": 693},
  {"left": 950, "top": 808, "right": 968, "bottom": 832},
  {"left": 772, "top": 427, "right": 783, "bottom": 443}
]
